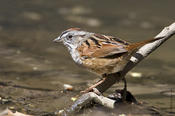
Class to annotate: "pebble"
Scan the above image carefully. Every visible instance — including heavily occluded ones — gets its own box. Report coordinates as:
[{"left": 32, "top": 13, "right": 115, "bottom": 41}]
[
  {"left": 9, "top": 106, "right": 15, "bottom": 110},
  {"left": 32, "top": 66, "right": 38, "bottom": 71},
  {"left": 58, "top": 109, "right": 65, "bottom": 114},
  {"left": 71, "top": 97, "right": 77, "bottom": 102},
  {"left": 129, "top": 72, "right": 143, "bottom": 78},
  {"left": 63, "top": 84, "right": 73, "bottom": 91}
]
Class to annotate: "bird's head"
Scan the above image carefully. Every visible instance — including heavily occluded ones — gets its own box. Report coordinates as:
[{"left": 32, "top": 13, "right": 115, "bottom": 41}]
[{"left": 54, "top": 28, "right": 92, "bottom": 48}]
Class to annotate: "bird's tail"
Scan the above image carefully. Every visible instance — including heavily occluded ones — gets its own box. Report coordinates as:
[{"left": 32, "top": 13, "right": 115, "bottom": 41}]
[{"left": 126, "top": 37, "right": 163, "bottom": 51}]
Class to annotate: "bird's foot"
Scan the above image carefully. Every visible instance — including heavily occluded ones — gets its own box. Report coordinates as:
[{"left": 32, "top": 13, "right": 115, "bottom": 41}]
[{"left": 81, "top": 78, "right": 106, "bottom": 95}]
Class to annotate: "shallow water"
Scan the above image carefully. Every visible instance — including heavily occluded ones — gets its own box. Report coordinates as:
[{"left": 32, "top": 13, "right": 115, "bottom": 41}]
[{"left": 0, "top": 0, "right": 175, "bottom": 115}]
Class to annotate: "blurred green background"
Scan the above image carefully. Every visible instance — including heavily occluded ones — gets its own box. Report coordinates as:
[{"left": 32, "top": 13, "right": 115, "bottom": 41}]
[{"left": 0, "top": 0, "right": 175, "bottom": 115}]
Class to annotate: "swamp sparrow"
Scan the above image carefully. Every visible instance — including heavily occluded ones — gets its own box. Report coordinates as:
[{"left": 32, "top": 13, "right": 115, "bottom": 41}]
[{"left": 54, "top": 28, "right": 160, "bottom": 93}]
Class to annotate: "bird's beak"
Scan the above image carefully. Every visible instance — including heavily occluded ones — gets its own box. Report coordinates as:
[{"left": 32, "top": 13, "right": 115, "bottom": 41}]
[{"left": 53, "top": 36, "right": 61, "bottom": 43}]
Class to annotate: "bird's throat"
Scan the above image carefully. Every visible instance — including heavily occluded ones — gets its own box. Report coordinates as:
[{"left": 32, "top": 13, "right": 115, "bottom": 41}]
[{"left": 65, "top": 43, "right": 82, "bottom": 65}]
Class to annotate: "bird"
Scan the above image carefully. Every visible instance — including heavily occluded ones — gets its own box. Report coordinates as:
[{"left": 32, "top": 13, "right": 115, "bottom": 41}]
[{"left": 53, "top": 28, "right": 161, "bottom": 97}]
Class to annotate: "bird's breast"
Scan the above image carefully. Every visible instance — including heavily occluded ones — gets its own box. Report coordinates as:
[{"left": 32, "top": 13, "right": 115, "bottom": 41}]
[{"left": 82, "top": 56, "right": 129, "bottom": 75}]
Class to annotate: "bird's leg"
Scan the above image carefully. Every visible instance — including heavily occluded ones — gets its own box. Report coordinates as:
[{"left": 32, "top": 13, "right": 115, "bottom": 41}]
[
  {"left": 81, "top": 77, "right": 106, "bottom": 94},
  {"left": 122, "top": 77, "right": 127, "bottom": 101}
]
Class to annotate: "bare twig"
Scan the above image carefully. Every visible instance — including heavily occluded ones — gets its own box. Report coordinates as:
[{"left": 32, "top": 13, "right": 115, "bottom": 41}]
[{"left": 68, "top": 92, "right": 115, "bottom": 112}]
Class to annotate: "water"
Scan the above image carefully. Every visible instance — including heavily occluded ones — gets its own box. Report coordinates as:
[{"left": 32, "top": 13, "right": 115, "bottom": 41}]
[{"left": 0, "top": 0, "right": 175, "bottom": 115}]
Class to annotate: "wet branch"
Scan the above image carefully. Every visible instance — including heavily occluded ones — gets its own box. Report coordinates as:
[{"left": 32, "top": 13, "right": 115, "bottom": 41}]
[{"left": 59, "top": 22, "right": 175, "bottom": 115}]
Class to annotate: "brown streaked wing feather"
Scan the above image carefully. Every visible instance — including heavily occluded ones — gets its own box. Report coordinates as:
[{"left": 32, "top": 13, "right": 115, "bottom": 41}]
[
  {"left": 105, "top": 35, "right": 130, "bottom": 45},
  {"left": 78, "top": 40, "right": 128, "bottom": 58},
  {"left": 91, "top": 44, "right": 128, "bottom": 57}
]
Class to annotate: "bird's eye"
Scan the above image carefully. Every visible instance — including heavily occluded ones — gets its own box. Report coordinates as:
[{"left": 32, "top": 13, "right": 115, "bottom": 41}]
[{"left": 68, "top": 35, "right": 73, "bottom": 39}]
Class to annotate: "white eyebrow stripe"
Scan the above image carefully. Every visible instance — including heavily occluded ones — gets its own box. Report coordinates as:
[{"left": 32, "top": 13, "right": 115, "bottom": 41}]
[{"left": 60, "top": 31, "right": 69, "bottom": 38}]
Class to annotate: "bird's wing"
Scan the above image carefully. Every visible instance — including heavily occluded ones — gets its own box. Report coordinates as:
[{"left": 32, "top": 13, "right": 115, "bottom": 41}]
[
  {"left": 91, "top": 44, "right": 128, "bottom": 58},
  {"left": 77, "top": 34, "right": 129, "bottom": 58}
]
